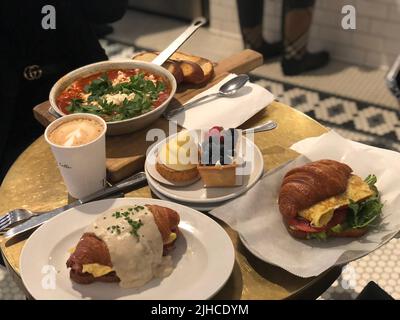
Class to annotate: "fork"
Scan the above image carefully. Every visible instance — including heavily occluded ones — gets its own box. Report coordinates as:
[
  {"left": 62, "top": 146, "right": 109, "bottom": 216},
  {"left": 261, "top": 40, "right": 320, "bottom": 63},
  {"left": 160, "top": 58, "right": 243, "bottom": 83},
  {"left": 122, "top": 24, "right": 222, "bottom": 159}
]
[
  {"left": 0, "top": 171, "right": 148, "bottom": 233},
  {"left": 0, "top": 209, "right": 37, "bottom": 231}
]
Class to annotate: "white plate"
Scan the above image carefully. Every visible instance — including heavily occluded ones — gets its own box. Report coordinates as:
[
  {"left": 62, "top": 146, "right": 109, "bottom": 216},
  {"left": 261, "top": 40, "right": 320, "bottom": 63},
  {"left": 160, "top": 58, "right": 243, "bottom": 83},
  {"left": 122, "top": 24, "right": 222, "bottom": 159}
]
[
  {"left": 145, "top": 136, "right": 264, "bottom": 204},
  {"left": 20, "top": 198, "right": 235, "bottom": 300},
  {"left": 148, "top": 179, "right": 230, "bottom": 212}
]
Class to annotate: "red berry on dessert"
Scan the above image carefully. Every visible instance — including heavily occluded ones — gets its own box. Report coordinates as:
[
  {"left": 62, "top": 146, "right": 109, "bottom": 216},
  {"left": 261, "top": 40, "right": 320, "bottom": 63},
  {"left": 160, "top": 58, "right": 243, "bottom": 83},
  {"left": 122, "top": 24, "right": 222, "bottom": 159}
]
[
  {"left": 210, "top": 126, "right": 223, "bottom": 132},
  {"left": 208, "top": 128, "right": 221, "bottom": 138}
]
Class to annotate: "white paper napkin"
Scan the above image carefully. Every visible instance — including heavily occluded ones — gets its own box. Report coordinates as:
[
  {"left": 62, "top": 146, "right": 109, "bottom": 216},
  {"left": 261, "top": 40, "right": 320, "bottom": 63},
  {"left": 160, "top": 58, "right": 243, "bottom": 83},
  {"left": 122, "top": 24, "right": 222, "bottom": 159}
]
[
  {"left": 210, "top": 130, "right": 400, "bottom": 277},
  {"left": 169, "top": 73, "right": 275, "bottom": 130}
]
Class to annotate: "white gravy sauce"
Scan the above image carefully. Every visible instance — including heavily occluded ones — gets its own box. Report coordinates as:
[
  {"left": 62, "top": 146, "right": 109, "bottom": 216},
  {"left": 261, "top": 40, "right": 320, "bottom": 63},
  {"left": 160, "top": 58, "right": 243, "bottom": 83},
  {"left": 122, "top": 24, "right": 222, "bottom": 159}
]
[{"left": 86, "top": 205, "right": 173, "bottom": 288}]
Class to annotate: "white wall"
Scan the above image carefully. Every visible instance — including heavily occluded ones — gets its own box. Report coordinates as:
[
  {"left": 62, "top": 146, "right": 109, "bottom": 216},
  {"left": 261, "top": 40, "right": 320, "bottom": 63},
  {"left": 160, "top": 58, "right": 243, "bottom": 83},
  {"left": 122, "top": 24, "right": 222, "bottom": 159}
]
[{"left": 209, "top": 0, "right": 400, "bottom": 69}]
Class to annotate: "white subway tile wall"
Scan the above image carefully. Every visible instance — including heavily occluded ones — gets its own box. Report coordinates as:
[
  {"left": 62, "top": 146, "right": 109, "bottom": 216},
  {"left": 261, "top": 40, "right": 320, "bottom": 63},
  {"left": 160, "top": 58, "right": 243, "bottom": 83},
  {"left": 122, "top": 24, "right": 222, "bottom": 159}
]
[{"left": 209, "top": 0, "right": 400, "bottom": 69}]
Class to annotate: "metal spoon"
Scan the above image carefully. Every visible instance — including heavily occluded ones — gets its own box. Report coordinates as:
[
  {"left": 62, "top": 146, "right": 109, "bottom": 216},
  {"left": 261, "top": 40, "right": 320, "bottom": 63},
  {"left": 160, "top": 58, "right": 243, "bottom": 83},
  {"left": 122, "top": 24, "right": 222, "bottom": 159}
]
[
  {"left": 243, "top": 120, "right": 277, "bottom": 134},
  {"left": 164, "top": 74, "right": 250, "bottom": 119}
]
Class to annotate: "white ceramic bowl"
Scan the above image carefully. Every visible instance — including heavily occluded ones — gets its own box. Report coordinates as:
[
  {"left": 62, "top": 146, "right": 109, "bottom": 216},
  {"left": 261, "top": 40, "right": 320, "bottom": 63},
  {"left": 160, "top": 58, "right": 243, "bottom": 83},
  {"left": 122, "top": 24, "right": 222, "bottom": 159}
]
[{"left": 49, "top": 60, "right": 177, "bottom": 136}]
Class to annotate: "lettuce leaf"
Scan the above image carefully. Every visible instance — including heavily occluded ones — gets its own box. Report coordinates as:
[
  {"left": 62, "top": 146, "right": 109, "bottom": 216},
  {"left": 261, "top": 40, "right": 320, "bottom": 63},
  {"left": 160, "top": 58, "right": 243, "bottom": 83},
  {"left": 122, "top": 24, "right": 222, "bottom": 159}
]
[
  {"left": 330, "top": 224, "right": 344, "bottom": 233},
  {"left": 365, "top": 174, "right": 377, "bottom": 187},
  {"left": 347, "top": 174, "right": 383, "bottom": 229},
  {"left": 306, "top": 175, "right": 383, "bottom": 240},
  {"left": 307, "top": 232, "right": 327, "bottom": 240}
]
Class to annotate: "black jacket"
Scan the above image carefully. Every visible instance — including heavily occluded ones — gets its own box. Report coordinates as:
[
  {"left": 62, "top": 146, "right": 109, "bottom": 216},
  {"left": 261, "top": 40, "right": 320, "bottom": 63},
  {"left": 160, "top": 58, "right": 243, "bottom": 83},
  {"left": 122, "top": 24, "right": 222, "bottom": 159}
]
[{"left": 0, "top": 0, "right": 127, "bottom": 177}]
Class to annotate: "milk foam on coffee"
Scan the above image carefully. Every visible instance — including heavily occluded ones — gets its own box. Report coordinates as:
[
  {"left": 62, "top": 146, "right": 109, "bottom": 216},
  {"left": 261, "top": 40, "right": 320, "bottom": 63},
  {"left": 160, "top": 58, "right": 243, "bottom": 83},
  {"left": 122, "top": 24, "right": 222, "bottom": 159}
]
[{"left": 49, "top": 118, "right": 103, "bottom": 147}]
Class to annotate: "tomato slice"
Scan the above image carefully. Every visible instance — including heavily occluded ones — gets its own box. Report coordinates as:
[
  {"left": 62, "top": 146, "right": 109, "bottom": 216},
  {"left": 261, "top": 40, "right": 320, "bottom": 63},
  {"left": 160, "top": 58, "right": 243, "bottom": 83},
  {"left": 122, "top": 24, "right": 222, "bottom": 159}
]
[
  {"left": 154, "top": 92, "right": 170, "bottom": 107},
  {"left": 285, "top": 217, "right": 326, "bottom": 233},
  {"left": 326, "top": 206, "right": 348, "bottom": 229},
  {"left": 286, "top": 206, "right": 349, "bottom": 233}
]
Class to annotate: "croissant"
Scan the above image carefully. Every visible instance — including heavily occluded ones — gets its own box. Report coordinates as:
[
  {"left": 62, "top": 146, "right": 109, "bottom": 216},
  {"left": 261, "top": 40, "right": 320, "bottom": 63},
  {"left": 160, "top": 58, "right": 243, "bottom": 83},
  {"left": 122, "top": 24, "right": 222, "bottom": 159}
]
[
  {"left": 278, "top": 160, "right": 352, "bottom": 218},
  {"left": 67, "top": 204, "right": 180, "bottom": 285},
  {"left": 147, "top": 204, "right": 180, "bottom": 244},
  {"left": 67, "top": 233, "right": 119, "bottom": 284}
]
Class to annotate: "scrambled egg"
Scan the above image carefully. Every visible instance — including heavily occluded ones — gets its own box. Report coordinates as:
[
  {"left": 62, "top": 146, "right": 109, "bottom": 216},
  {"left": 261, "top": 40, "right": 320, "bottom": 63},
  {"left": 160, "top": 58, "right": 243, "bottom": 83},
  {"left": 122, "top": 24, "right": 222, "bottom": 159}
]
[
  {"left": 69, "top": 247, "right": 114, "bottom": 277},
  {"left": 104, "top": 93, "right": 136, "bottom": 106},
  {"left": 82, "top": 264, "right": 114, "bottom": 278},
  {"left": 166, "top": 232, "right": 177, "bottom": 244},
  {"left": 298, "top": 175, "right": 374, "bottom": 227}
]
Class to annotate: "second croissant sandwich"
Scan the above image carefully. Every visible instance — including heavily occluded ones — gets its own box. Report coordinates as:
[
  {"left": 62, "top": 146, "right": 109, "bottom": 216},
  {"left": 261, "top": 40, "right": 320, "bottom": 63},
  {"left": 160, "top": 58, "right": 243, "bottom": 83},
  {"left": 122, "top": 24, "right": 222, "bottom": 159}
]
[
  {"left": 278, "top": 159, "right": 383, "bottom": 240},
  {"left": 67, "top": 204, "right": 180, "bottom": 287}
]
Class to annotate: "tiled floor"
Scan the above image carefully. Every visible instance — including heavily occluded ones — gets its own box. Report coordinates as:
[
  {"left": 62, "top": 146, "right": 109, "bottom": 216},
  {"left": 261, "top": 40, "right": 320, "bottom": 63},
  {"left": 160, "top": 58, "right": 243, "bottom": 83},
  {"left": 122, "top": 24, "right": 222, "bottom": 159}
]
[
  {"left": 252, "top": 61, "right": 399, "bottom": 111},
  {"left": 107, "top": 10, "right": 242, "bottom": 62},
  {"left": 0, "top": 267, "right": 25, "bottom": 300},
  {"left": 250, "top": 76, "right": 400, "bottom": 152}
]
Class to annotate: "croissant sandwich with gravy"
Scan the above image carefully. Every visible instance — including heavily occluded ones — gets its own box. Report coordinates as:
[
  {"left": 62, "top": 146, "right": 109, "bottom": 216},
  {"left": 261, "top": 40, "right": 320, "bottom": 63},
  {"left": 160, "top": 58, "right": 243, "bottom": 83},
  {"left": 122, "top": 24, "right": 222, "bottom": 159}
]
[
  {"left": 67, "top": 204, "right": 180, "bottom": 288},
  {"left": 278, "top": 160, "right": 383, "bottom": 240}
]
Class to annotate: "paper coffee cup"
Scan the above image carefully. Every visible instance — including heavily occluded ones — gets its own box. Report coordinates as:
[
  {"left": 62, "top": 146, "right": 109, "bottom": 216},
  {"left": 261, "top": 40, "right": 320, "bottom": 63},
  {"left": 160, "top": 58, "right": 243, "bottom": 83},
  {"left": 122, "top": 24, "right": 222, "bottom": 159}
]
[{"left": 45, "top": 113, "right": 107, "bottom": 199}]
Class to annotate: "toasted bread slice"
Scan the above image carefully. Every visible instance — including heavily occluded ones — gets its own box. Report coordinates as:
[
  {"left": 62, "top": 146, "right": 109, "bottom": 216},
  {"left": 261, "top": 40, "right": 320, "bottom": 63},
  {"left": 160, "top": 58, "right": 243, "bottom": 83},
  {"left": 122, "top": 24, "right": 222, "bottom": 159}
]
[
  {"left": 133, "top": 51, "right": 214, "bottom": 85},
  {"left": 132, "top": 51, "right": 184, "bottom": 84},
  {"left": 170, "top": 51, "right": 214, "bottom": 83},
  {"left": 147, "top": 51, "right": 205, "bottom": 84},
  {"left": 178, "top": 60, "right": 204, "bottom": 84}
]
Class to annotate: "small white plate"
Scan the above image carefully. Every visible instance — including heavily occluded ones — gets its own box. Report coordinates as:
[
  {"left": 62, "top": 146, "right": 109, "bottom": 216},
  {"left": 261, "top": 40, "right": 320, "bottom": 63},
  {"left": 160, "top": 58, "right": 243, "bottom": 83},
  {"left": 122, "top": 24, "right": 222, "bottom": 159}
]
[
  {"left": 145, "top": 136, "right": 264, "bottom": 204},
  {"left": 20, "top": 198, "right": 235, "bottom": 300},
  {"left": 148, "top": 179, "right": 230, "bottom": 212}
]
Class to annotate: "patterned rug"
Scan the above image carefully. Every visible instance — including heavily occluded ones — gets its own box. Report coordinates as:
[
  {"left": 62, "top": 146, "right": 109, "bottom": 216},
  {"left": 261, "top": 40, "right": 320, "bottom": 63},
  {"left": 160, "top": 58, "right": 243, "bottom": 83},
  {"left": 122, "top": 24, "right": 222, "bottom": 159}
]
[{"left": 250, "top": 76, "right": 400, "bottom": 152}]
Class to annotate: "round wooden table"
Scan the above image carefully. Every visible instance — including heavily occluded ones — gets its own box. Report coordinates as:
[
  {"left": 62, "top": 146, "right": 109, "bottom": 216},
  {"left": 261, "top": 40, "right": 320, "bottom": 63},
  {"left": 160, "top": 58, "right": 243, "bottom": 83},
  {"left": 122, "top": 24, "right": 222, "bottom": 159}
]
[{"left": 0, "top": 102, "right": 341, "bottom": 299}]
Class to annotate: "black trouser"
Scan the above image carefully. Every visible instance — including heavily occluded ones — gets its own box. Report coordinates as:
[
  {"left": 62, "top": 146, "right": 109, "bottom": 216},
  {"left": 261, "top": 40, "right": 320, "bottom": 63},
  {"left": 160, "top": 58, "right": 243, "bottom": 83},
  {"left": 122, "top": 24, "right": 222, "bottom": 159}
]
[
  {"left": 236, "top": 0, "right": 316, "bottom": 28},
  {"left": 236, "top": 0, "right": 316, "bottom": 58}
]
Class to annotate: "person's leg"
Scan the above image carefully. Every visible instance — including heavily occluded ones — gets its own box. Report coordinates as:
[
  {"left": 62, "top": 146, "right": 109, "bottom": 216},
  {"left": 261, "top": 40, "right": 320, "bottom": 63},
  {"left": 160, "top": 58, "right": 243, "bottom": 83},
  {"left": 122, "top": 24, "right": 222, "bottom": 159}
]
[
  {"left": 281, "top": 0, "right": 329, "bottom": 75},
  {"left": 236, "top": 0, "right": 282, "bottom": 59}
]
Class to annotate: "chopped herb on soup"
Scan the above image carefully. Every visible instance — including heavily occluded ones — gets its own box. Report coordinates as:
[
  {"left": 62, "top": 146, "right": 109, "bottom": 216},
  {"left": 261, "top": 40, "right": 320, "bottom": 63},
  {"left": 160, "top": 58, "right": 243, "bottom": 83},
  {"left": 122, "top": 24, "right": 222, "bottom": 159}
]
[{"left": 56, "top": 69, "right": 171, "bottom": 122}]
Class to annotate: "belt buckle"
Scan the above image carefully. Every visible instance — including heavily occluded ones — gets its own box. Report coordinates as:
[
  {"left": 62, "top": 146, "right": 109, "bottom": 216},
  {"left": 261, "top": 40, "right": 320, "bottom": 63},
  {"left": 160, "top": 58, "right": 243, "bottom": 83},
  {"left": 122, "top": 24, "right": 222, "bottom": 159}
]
[{"left": 23, "top": 65, "right": 43, "bottom": 80}]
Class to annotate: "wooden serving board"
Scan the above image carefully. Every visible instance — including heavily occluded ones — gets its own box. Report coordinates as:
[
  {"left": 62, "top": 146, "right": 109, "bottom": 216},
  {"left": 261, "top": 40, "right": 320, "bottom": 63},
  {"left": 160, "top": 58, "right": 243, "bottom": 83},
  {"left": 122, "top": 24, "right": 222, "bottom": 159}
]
[{"left": 33, "top": 50, "right": 263, "bottom": 182}]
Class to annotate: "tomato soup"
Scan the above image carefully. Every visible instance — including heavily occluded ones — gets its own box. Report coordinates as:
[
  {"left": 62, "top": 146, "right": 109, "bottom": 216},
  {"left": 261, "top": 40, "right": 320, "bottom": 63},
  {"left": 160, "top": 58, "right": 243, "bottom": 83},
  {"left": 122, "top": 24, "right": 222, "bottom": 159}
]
[{"left": 56, "top": 69, "right": 171, "bottom": 122}]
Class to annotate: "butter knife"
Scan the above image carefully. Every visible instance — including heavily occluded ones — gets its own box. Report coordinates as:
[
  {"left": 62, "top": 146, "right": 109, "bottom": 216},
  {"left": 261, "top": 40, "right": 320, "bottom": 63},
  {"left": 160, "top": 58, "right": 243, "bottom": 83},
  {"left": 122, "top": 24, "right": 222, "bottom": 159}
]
[{"left": 4, "top": 171, "right": 147, "bottom": 239}]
